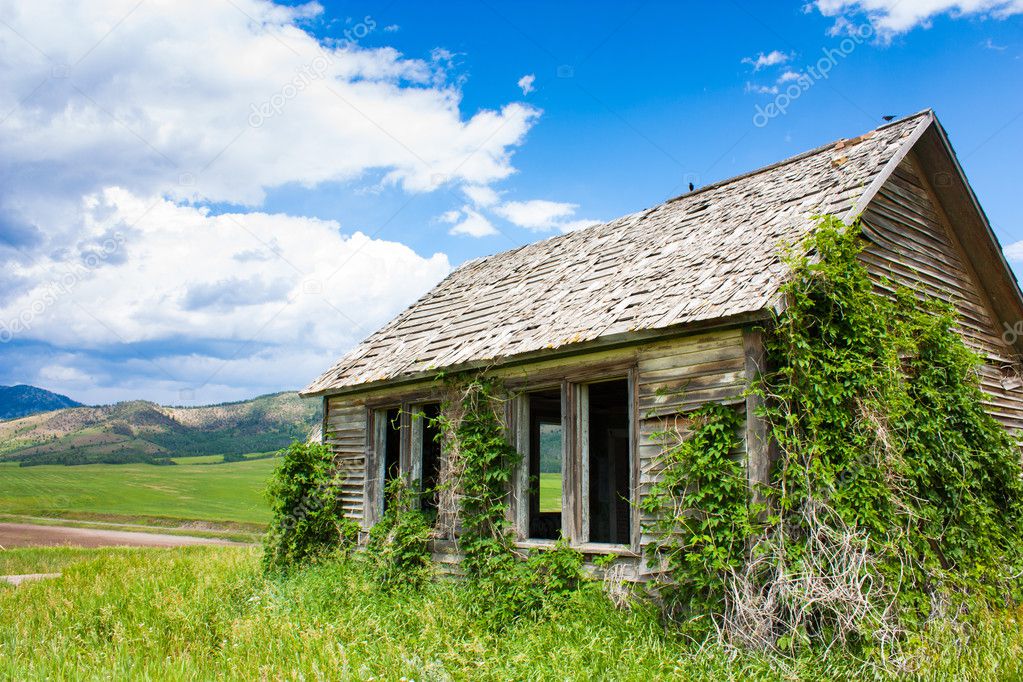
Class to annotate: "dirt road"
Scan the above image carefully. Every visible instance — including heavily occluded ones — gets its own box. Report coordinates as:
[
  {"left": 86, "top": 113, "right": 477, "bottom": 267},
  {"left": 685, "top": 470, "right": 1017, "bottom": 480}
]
[{"left": 0, "top": 522, "right": 245, "bottom": 548}]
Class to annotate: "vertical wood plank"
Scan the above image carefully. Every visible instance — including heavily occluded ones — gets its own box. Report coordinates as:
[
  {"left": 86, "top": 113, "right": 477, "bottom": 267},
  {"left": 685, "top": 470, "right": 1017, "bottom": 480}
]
[
  {"left": 513, "top": 395, "right": 529, "bottom": 539},
  {"left": 742, "top": 329, "right": 770, "bottom": 503},
  {"left": 367, "top": 408, "right": 387, "bottom": 527},
  {"left": 409, "top": 404, "right": 423, "bottom": 490},
  {"left": 629, "top": 366, "right": 641, "bottom": 553},
  {"left": 576, "top": 382, "right": 590, "bottom": 544}
]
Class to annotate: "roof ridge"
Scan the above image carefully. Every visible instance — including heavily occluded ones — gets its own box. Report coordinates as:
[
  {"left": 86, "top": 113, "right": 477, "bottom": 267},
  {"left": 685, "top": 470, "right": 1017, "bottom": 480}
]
[
  {"left": 452, "top": 111, "right": 933, "bottom": 274},
  {"left": 663, "top": 109, "right": 933, "bottom": 205}
]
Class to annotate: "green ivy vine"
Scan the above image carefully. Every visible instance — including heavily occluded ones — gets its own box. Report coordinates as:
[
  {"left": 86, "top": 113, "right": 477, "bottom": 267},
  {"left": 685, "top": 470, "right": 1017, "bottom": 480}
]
[
  {"left": 755, "top": 216, "right": 1023, "bottom": 629},
  {"left": 641, "top": 402, "right": 759, "bottom": 615}
]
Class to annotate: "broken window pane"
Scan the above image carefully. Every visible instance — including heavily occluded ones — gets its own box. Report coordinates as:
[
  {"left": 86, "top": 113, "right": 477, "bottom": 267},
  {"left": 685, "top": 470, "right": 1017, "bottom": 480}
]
[
  {"left": 382, "top": 407, "right": 401, "bottom": 511},
  {"left": 528, "top": 388, "right": 562, "bottom": 540},
  {"left": 419, "top": 403, "right": 442, "bottom": 513},
  {"left": 587, "top": 379, "right": 631, "bottom": 544}
]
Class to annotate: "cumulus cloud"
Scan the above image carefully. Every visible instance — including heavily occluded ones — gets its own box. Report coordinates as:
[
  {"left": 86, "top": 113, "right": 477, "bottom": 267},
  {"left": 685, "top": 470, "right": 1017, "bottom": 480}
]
[
  {"left": 493, "top": 199, "right": 600, "bottom": 233},
  {"left": 742, "top": 50, "right": 791, "bottom": 70},
  {"left": 0, "top": 0, "right": 562, "bottom": 402},
  {"left": 447, "top": 207, "right": 498, "bottom": 237},
  {"left": 809, "top": 0, "right": 1023, "bottom": 35},
  {"left": 1004, "top": 240, "right": 1023, "bottom": 263},
  {"left": 462, "top": 185, "right": 501, "bottom": 208},
  {"left": 0, "top": 188, "right": 451, "bottom": 401},
  {"left": 0, "top": 0, "right": 540, "bottom": 221},
  {"left": 517, "top": 73, "right": 536, "bottom": 95}
]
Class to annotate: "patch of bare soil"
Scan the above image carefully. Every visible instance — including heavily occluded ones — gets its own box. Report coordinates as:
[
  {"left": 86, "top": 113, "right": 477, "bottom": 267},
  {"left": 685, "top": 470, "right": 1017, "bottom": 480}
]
[{"left": 0, "top": 522, "right": 245, "bottom": 548}]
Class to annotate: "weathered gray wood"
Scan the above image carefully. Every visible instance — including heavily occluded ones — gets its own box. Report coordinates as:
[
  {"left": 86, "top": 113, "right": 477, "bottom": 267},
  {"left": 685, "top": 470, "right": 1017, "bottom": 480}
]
[
  {"left": 860, "top": 154, "right": 1023, "bottom": 432},
  {"left": 512, "top": 395, "right": 529, "bottom": 540},
  {"left": 742, "top": 329, "right": 770, "bottom": 502},
  {"left": 322, "top": 398, "right": 369, "bottom": 526},
  {"left": 629, "top": 366, "right": 641, "bottom": 554},
  {"left": 575, "top": 382, "right": 589, "bottom": 544}
]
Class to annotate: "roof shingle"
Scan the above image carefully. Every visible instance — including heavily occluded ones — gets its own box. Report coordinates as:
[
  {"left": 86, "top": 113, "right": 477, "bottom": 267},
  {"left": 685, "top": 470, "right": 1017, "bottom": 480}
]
[{"left": 304, "top": 112, "right": 931, "bottom": 395}]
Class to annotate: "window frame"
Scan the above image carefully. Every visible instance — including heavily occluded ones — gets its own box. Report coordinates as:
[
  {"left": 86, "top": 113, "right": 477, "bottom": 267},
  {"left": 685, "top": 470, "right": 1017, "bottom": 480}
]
[
  {"left": 513, "top": 385, "right": 568, "bottom": 542},
  {"left": 513, "top": 368, "right": 639, "bottom": 554},
  {"left": 574, "top": 375, "right": 637, "bottom": 550},
  {"left": 409, "top": 401, "right": 443, "bottom": 512},
  {"left": 370, "top": 404, "right": 408, "bottom": 519}
]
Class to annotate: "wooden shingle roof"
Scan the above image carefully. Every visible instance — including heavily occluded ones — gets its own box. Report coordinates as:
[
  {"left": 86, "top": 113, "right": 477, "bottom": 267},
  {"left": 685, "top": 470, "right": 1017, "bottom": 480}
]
[{"left": 303, "top": 112, "right": 933, "bottom": 396}]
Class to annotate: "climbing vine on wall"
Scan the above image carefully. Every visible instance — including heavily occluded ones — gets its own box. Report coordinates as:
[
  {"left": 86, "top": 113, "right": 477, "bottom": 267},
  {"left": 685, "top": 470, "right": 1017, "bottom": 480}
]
[
  {"left": 644, "top": 216, "right": 1023, "bottom": 658},
  {"left": 641, "top": 403, "right": 759, "bottom": 616},
  {"left": 431, "top": 373, "right": 585, "bottom": 627},
  {"left": 747, "top": 216, "right": 1023, "bottom": 652}
]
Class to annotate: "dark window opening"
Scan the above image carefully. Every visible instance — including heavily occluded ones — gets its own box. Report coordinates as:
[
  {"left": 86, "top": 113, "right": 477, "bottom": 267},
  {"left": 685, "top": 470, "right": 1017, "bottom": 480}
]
[
  {"left": 587, "top": 379, "right": 631, "bottom": 544},
  {"left": 382, "top": 407, "right": 401, "bottom": 511},
  {"left": 419, "top": 403, "right": 442, "bottom": 513},
  {"left": 527, "top": 388, "right": 563, "bottom": 540}
]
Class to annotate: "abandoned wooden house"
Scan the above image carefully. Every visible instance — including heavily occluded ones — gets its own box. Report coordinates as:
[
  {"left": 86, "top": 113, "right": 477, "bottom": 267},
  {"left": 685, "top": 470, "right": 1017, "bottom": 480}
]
[{"left": 301, "top": 110, "right": 1023, "bottom": 577}]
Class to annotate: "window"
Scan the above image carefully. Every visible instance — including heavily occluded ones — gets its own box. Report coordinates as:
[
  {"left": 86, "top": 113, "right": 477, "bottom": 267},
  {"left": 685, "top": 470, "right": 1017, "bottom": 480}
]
[
  {"left": 418, "top": 403, "right": 442, "bottom": 512},
  {"left": 527, "top": 388, "right": 563, "bottom": 540},
  {"left": 381, "top": 407, "right": 402, "bottom": 511},
  {"left": 583, "top": 379, "right": 632, "bottom": 545}
]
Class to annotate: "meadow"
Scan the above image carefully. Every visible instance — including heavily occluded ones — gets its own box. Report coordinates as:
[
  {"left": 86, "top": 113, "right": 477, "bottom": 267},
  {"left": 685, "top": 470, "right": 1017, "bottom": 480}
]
[
  {"left": 1, "top": 545, "right": 1022, "bottom": 681},
  {"left": 0, "top": 457, "right": 274, "bottom": 530},
  {"left": 538, "top": 472, "right": 562, "bottom": 512}
]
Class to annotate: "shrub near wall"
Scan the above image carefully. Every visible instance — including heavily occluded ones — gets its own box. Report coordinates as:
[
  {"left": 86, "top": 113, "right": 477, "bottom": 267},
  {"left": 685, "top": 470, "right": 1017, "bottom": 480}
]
[{"left": 262, "top": 441, "right": 359, "bottom": 572}]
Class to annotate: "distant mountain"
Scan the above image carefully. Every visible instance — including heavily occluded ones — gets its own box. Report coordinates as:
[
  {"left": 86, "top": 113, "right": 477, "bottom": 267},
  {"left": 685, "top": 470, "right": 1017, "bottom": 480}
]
[
  {"left": 0, "top": 385, "right": 82, "bottom": 420},
  {"left": 0, "top": 392, "right": 320, "bottom": 466}
]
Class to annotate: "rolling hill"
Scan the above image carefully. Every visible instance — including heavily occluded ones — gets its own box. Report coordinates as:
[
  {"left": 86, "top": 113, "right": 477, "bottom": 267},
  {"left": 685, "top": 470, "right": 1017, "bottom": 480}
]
[
  {"left": 0, "top": 385, "right": 82, "bottom": 420},
  {"left": 0, "top": 392, "right": 320, "bottom": 465}
]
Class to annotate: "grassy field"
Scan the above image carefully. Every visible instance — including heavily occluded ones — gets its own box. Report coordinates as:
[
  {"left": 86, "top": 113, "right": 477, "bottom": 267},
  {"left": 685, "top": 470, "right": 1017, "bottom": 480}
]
[
  {"left": 0, "top": 458, "right": 274, "bottom": 528},
  {"left": 539, "top": 472, "right": 562, "bottom": 512},
  {"left": 1, "top": 545, "right": 1022, "bottom": 680}
]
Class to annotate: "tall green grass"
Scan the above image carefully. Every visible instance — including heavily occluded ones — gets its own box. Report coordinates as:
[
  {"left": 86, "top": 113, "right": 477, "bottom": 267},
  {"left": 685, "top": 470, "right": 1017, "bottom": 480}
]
[{"left": 1, "top": 546, "right": 1021, "bottom": 680}]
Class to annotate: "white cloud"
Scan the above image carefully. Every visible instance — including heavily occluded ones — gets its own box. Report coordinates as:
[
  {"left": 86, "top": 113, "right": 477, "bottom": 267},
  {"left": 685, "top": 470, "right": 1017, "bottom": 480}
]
[
  {"left": 810, "top": 0, "right": 1023, "bottom": 35},
  {"left": 493, "top": 199, "right": 600, "bottom": 233},
  {"left": 38, "top": 364, "right": 93, "bottom": 385},
  {"left": 383, "top": 24, "right": 400, "bottom": 32},
  {"left": 463, "top": 185, "right": 501, "bottom": 207},
  {"left": 517, "top": 73, "right": 536, "bottom": 95},
  {"left": 742, "top": 50, "right": 791, "bottom": 70},
  {"left": 0, "top": 0, "right": 555, "bottom": 401},
  {"left": 0, "top": 0, "right": 541, "bottom": 218},
  {"left": 1004, "top": 240, "right": 1023, "bottom": 263},
  {"left": 745, "top": 82, "right": 780, "bottom": 95},
  {"left": 778, "top": 70, "right": 802, "bottom": 83},
  {"left": 1, "top": 188, "right": 450, "bottom": 345},
  {"left": 0, "top": 188, "right": 451, "bottom": 399},
  {"left": 448, "top": 208, "right": 498, "bottom": 237},
  {"left": 437, "top": 209, "right": 462, "bottom": 224}
]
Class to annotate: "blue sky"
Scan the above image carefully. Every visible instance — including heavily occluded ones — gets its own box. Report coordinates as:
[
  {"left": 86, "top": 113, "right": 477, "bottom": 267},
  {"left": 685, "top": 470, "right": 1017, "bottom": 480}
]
[{"left": 0, "top": 0, "right": 1021, "bottom": 405}]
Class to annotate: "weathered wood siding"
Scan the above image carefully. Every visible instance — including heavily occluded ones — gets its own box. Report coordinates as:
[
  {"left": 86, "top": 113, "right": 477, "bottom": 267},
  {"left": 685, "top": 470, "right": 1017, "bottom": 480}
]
[
  {"left": 323, "top": 399, "right": 368, "bottom": 524},
  {"left": 635, "top": 329, "right": 750, "bottom": 557},
  {"left": 319, "top": 325, "right": 758, "bottom": 577},
  {"left": 860, "top": 154, "right": 1023, "bottom": 432}
]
